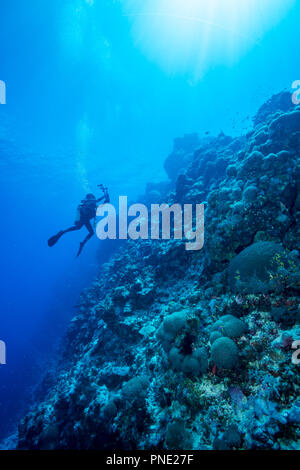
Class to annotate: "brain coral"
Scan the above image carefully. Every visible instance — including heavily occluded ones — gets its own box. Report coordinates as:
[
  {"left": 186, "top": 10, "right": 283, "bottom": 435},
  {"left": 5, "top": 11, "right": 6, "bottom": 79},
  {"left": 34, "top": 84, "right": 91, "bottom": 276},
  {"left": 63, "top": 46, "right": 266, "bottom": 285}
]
[
  {"left": 168, "top": 346, "right": 208, "bottom": 376},
  {"left": 211, "top": 337, "right": 239, "bottom": 370},
  {"left": 211, "top": 315, "right": 247, "bottom": 339},
  {"left": 228, "top": 241, "right": 291, "bottom": 294},
  {"left": 157, "top": 311, "right": 188, "bottom": 352},
  {"left": 209, "top": 331, "right": 223, "bottom": 345},
  {"left": 121, "top": 375, "right": 149, "bottom": 404}
]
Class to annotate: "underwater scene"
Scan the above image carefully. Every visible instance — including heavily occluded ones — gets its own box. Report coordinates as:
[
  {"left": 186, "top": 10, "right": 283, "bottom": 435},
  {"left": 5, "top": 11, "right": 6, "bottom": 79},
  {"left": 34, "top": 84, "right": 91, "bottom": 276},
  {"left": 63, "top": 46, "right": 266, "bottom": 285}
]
[{"left": 0, "top": 0, "right": 300, "bottom": 454}]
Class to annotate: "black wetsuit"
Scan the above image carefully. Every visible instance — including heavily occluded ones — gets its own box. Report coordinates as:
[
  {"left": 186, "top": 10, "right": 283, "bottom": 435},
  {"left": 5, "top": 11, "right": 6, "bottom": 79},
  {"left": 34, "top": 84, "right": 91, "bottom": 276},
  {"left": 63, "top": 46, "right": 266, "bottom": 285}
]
[
  {"left": 68, "top": 199, "right": 98, "bottom": 238},
  {"left": 48, "top": 193, "right": 109, "bottom": 257}
]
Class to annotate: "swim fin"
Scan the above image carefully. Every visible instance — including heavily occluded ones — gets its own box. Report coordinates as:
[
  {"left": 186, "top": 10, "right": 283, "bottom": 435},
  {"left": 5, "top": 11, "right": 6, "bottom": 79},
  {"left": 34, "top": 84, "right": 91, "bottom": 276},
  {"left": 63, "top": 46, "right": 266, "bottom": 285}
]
[{"left": 48, "top": 231, "right": 64, "bottom": 247}]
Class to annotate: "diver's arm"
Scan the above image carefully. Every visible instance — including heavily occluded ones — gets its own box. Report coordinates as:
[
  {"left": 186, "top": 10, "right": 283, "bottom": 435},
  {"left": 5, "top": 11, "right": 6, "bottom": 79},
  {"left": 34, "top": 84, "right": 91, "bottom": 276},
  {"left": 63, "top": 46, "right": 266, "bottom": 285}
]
[{"left": 97, "top": 190, "right": 110, "bottom": 203}]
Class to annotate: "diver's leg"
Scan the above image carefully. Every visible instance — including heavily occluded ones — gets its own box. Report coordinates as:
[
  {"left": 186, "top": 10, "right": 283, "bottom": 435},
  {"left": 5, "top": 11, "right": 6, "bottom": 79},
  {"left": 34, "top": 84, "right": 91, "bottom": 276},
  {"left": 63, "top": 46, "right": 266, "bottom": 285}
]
[
  {"left": 62, "top": 224, "right": 81, "bottom": 234},
  {"left": 48, "top": 223, "right": 82, "bottom": 247},
  {"left": 85, "top": 220, "right": 94, "bottom": 236},
  {"left": 76, "top": 221, "right": 94, "bottom": 257}
]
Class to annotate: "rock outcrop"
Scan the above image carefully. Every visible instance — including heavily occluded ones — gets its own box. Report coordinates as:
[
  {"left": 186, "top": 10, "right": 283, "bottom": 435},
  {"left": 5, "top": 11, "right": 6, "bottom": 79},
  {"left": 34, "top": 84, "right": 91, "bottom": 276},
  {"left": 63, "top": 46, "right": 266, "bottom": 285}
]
[{"left": 18, "top": 92, "right": 300, "bottom": 450}]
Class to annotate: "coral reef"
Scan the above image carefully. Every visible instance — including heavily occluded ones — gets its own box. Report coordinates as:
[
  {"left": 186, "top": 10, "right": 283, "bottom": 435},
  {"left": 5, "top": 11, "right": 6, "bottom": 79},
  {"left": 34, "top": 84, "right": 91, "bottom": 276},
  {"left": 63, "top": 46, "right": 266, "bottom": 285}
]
[{"left": 17, "top": 92, "right": 300, "bottom": 450}]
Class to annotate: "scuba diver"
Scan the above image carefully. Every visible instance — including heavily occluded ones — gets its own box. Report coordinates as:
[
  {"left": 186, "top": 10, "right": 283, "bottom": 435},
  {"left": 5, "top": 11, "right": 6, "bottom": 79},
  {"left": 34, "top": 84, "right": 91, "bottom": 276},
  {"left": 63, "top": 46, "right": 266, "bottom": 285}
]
[{"left": 48, "top": 185, "right": 110, "bottom": 257}]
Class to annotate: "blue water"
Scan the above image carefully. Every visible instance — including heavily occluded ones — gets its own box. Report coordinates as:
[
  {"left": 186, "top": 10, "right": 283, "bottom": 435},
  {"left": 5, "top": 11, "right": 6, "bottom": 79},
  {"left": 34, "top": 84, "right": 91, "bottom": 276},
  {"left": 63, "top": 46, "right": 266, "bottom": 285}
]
[{"left": 0, "top": 0, "right": 299, "bottom": 440}]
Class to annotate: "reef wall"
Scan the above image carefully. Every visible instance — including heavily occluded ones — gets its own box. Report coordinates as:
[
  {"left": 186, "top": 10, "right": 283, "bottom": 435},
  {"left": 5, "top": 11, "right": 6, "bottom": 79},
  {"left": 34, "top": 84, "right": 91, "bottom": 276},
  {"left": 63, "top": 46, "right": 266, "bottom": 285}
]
[{"left": 18, "top": 91, "right": 300, "bottom": 450}]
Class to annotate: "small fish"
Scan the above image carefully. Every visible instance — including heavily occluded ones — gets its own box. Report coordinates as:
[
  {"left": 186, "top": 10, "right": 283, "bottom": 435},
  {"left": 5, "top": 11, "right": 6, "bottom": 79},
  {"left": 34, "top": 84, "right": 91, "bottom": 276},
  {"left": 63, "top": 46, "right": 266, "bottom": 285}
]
[{"left": 280, "top": 202, "right": 288, "bottom": 212}]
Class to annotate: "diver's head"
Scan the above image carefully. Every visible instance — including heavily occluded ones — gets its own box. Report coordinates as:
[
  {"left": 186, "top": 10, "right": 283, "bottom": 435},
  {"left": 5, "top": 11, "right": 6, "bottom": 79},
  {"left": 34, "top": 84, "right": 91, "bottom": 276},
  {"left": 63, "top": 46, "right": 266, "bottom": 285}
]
[{"left": 85, "top": 193, "right": 96, "bottom": 200}]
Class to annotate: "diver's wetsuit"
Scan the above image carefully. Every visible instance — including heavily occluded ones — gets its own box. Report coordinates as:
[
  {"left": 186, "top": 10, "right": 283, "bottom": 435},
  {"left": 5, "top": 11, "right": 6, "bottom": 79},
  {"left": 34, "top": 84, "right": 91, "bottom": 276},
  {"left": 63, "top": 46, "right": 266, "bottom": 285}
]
[
  {"left": 48, "top": 192, "right": 109, "bottom": 257},
  {"left": 60, "top": 218, "right": 95, "bottom": 257}
]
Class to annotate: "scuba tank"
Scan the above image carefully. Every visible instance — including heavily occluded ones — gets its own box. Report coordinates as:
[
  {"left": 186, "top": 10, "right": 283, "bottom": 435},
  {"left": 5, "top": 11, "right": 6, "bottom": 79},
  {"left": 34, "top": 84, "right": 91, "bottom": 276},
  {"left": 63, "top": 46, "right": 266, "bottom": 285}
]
[
  {"left": 75, "top": 201, "right": 84, "bottom": 223},
  {"left": 75, "top": 194, "right": 97, "bottom": 222},
  {"left": 74, "top": 188, "right": 108, "bottom": 223}
]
